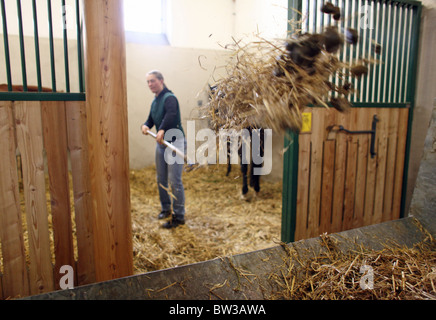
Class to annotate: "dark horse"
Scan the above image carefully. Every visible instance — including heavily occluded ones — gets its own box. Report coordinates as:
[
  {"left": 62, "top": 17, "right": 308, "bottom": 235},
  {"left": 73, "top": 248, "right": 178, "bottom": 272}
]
[
  {"left": 226, "top": 127, "right": 265, "bottom": 199},
  {"left": 208, "top": 84, "right": 265, "bottom": 199}
]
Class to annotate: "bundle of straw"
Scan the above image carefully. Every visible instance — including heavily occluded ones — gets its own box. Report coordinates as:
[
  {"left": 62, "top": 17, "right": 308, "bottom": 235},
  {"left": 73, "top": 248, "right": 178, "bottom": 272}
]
[{"left": 202, "top": 6, "right": 376, "bottom": 133}]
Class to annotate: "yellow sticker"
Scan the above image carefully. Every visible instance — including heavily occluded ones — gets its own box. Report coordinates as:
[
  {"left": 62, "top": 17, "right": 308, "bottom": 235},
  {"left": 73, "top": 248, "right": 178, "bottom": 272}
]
[{"left": 301, "top": 112, "right": 312, "bottom": 133}]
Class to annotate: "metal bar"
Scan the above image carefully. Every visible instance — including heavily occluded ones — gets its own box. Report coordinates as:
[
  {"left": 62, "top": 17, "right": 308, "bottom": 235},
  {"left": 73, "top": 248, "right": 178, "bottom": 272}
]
[
  {"left": 329, "top": 0, "right": 341, "bottom": 99},
  {"left": 367, "top": 0, "right": 374, "bottom": 101},
  {"left": 337, "top": 114, "right": 379, "bottom": 158},
  {"left": 32, "top": 0, "right": 42, "bottom": 92},
  {"left": 319, "top": 0, "right": 324, "bottom": 31},
  {"left": 359, "top": 0, "right": 369, "bottom": 103},
  {"left": 62, "top": 0, "right": 70, "bottom": 92},
  {"left": 381, "top": 5, "right": 394, "bottom": 102},
  {"left": 389, "top": 5, "right": 402, "bottom": 102},
  {"left": 346, "top": 0, "right": 354, "bottom": 102},
  {"left": 0, "top": 0, "right": 12, "bottom": 91},
  {"left": 350, "top": 0, "right": 359, "bottom": 103},
  {"left": 337, "top": 0, "right": 346, "bottom": 97},
  {"left": 369, "top": 2, "right": 386, "bottom": 102},
  {"left": 0, "top": 92, "right": 86, "bottom": 101},
  {"left": 16, "top": 0, "right": 27, "bottom": 91},
  {"left": 403, "top": 5, "right": 413, "bottom": 103},
  {"left": 305, "top": 0, "right": 310, "bottom": 32},
  {"left": 47, "top": 0, "right": 57, "bottom": 92},
  {"left": 396, "top": 4, "right": 406, "bottom": 103},
  {"left": 338, "top": 127, "right": 373, "bottom": 134},
  {"left": 76, "top": 0, "right": 84, "bottom": 93}
]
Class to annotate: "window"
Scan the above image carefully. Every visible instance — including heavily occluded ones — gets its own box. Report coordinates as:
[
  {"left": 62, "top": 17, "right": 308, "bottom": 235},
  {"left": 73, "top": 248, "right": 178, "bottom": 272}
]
[{"left": 123, "top": 0, "right": 164, "bottom": 34}]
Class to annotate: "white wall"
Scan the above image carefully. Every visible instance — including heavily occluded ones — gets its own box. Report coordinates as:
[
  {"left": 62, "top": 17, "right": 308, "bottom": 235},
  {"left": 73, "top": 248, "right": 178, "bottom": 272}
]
[{"left": 166, "top": 0, "right": 288, "bottom": 50}]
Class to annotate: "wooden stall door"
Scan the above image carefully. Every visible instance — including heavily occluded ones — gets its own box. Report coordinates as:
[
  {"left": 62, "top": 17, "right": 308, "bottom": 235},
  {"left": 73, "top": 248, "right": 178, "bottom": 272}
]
[{"left": 295, "top": 107, "right": 409, "bottom": 241}]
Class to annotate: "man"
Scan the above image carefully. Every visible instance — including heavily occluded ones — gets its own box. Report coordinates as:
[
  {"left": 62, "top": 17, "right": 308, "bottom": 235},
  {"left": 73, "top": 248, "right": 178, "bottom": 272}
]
[{"left": 141, "top": 70, "right": 186, "bottom": 229}]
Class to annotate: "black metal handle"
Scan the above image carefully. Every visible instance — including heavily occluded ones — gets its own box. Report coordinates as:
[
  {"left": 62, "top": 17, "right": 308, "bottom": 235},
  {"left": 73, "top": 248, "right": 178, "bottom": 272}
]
[{"left": 338, "top": 115, "right": 379, "bottom": 158}]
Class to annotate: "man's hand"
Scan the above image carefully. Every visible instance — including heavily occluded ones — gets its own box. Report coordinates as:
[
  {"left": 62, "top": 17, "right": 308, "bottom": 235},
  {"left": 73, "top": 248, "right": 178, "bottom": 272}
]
[
  {"left": 141, "top": 125, "right": 150, "bottom": 135},
  {"left": 156, "top": 129, "right": 165, "bottom": 145}
]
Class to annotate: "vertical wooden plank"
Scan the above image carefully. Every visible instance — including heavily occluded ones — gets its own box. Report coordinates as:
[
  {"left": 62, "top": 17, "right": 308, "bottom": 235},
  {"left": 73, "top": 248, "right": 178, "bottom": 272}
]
[
  {"left": 41, "top": 101, "right": 75, "bottom": 290},
  {"left": 342, "top": 135, "right": 358, "bottom": 231},
  {"left": 372, "top": 108, "right": 390, "bottom": 224},
  {"left": 363, "top": 119, "right": 377, "bottom": 227},
  {"left": 319, "top": 139, "right": 335, "bottom": 234},
  {"left": 14, "top": 101, "right": 54, "bottom": 295},
  {"left": 392, "top": 108, "right": 409, "bottom": 219},
  {"left": 319, "top": 108, "right": 337, "bottom": 235},
  {"left": 331, "top": 110, "right": 349, "bottom": 233},
  {"left": 0, "top": 271, "right": 3, "bottom": 300},
  {"left": 65, "top": 101, "right": 96, "bottom": 286},
  {"left": 296, "top": 132, "right": 311, "bottom": 241},
  {"left": 307, "top": 108, "right": 324, "bottom": 238},
  {"left": 353, "top": 108, "right": 370, "bottom": 229},
  {"left": 84, "top": 0, "right": 133, "bottom": 281},
  {"left": 383, "top": 108, "right": 399, "bottom": 222},
  {"left": 0, "top": 101, "right": 29, "bottom": 298}
]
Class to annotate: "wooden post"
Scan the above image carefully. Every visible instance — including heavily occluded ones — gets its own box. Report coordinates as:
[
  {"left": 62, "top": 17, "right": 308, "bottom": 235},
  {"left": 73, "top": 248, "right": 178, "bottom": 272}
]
[{"left": 83, "top": 0, "right": 133, "bottom": 281}]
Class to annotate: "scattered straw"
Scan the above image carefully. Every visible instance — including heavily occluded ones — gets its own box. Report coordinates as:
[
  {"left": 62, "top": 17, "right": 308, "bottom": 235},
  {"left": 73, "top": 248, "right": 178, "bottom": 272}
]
[
  {"left": 270, "top": 234, "right": 436, "bottom": 300},
  {"left": 131, "top": 164, "right": 282, "bottom": 274}
]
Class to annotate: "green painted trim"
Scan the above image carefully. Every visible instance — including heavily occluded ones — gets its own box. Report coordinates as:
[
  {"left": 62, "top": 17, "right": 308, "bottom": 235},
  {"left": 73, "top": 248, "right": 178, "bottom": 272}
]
[
  {"left": 62, "top": 0, "right": 70, "bottom": 93},
  {"left": 401, "top": 4, "right": 422, "bottom": 219},
  {"left": 0, "top": 92, "right": 86, "bottom": 101},
  {"left": 281, "top": 130, "right": 299, "bottom": 243},
  {"left": 390, "top": 3, "right": 400, "bottom": 103},
  {"left": 351, "top": 102, "right": 411, "bottom": 108}
]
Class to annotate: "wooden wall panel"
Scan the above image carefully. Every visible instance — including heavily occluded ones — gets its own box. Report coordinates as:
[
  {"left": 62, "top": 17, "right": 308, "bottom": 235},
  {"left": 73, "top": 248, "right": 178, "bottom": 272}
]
[
  {"left": 0, "top": 101, "right": 29, "bottom": 298},
  {"left": 307, "top": 108, "right": 324, "bottom": 238},
  {"left": 353, "top": 108, "right": 370, "bottom": 229},
  {"left": 373, "top": 108, "right": 390, "bottom": 224},
  {"left": 319, "top": 140, "right": 335, "bottom": 234},
  {"left": 295, "top": 134, "right": 311, "bottom": 240},
  {"left": 0, "top": 99, "right": 98, "bottom": 298},
  {"left": 331, "top": 110, "right": 349, "bottom": 234},
  {"left": 392, "top": 109, "right": 409, "bottom": 219},
  {"left": 41, "top": 101, "right": 75, "bottom": 289},
  {"left": 66, "top": 101, "right": 96, "bottom": 286},
  {"left": 14, "top": 101, "right": 54, "bottom": 295},
  {"left": 295, "top": 107, "right": 409, "bottom": 241}
]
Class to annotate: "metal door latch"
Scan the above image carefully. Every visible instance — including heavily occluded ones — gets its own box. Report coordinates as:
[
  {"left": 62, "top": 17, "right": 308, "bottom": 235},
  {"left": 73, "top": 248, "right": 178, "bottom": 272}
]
[{"left": 331, "top": 115, "right": 379, "bottom": 158}]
